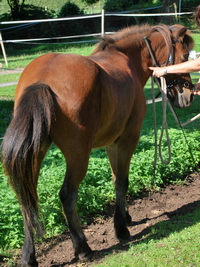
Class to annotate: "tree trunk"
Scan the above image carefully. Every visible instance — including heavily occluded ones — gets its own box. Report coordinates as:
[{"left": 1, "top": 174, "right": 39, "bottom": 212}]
[
  {"left": 7, "top": 0, "right": 25, "bottom": 20},
  {"left": 163, "top": 0, "right": 179, "bottom": 24}
]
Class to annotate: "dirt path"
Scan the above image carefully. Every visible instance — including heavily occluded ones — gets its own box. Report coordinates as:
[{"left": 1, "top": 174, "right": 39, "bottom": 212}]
[
  {"left": 0, "top": 68, "right": 23, "bottom": 75},
  {"left": 2, "top": 172, "right": 200, "bottom": 267}
]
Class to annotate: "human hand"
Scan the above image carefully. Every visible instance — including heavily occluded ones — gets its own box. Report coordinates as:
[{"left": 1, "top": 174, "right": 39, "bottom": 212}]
[
  {"left": 193, "top": 82, "right": 200, "bottom": 95},
  {"left": 149, "top": 66, "right": 167, "bottom": 78}
]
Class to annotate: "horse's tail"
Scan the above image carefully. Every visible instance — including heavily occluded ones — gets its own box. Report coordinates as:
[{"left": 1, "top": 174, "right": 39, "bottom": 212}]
[{"left": 1, "top": 83, "right": 56, "bottom": 236}]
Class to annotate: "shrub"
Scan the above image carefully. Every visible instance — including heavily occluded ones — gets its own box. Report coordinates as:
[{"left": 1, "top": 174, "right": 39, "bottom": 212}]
[
  {"left": 58, "top": 2, "right": 84, "bottom": 17},
  {"left": 104, "top": 0, "right": 138, "bottom": 12},
  {"left": 56, "top": 2, "right": 85, "bottom": 36}
]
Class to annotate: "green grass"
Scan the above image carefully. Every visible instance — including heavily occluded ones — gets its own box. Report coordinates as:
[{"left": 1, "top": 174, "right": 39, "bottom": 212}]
[
  {"left": 1, "top": 42, "right": 96, "bottom": 69},
  {"left": 0, "top": 0, "right": 105, "bottom": 15},
  {"left": 0, "top": 36, "right": 200, "bottom": 265},
  {"left": 94, "top": 208, "right": 200, "bottom": 267}
]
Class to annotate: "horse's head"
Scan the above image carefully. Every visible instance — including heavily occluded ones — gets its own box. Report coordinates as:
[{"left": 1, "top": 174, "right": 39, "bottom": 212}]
[
  {"left": 167, "top": 25, "right": 194, "bottom": 108},
  {"left": 151, "top": 24, "right": 194, "bottom": 108}
]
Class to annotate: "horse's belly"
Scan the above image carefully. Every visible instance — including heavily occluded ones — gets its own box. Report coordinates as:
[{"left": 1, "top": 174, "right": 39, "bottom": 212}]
[
  {"left": 92, "top": 120, "right": 127, "bottom": 148},
  {"left": 92, "top": 134, "right": 120, "bottom": 148},
  {"left": 92, "top": 91, "right": 146, "bottom": 149}
]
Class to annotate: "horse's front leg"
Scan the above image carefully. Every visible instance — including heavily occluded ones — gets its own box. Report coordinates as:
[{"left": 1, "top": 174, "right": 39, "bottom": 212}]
[
  {"left": 59, "top": 155, "right": 92, "bottom": 261},
  {"left": 106, "top": 143, "right": 135, "bottom": 241}
]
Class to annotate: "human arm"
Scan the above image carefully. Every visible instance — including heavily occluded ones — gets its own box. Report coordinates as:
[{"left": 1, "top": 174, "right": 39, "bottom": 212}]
[{"left": 149, "top": 57, "right": 200, "bottom": 78}]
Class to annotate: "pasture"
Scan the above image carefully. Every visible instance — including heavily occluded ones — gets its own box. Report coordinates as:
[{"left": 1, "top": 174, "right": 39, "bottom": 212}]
[{"left": 0, "top": 35, "right": 200, "bottom": 266}]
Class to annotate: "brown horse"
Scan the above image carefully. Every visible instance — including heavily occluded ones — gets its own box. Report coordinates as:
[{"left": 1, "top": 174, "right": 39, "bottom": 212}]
[{"left": 2, "top": 24, "right": 194, "bottom": 266}]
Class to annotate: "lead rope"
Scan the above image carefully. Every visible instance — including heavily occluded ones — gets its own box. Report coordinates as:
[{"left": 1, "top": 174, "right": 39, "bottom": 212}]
[
  {"left": 152, "top": 76, "right": 171, "bottom": 170},
  {"left": 159, "top": 77, "right": 171, "bottom": 164},
  {"left": 167, "top": 100, "right": 197, "bottom": 166},
  {"left": 152, "top": 77, "right": 197, "bottom": 174}
]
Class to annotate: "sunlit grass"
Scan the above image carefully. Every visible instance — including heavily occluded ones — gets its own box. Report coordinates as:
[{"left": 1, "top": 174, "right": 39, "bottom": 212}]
[
  {"left": 94, "top": 208, "right": 200, "bottom": 267},
  {"left": 1, "top": 42, "right": 96, "bottom": 69}
]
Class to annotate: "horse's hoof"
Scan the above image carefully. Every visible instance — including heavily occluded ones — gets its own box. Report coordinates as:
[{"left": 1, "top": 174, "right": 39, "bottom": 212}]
[
  {"left": 22, "top": 261, "right": 38, "bottom": 267},
  {"left": 78, "top": 250, "right": 93, "bottom": 262},
  {"left": 115, "top": 228, "right": 131, "bottom": 241},
  {"left": 126, "top": 212, "right": 132, "bottom": 225}
]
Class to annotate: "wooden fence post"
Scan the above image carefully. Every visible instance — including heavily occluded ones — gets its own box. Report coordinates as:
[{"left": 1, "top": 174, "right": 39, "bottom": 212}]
[{"left": 0, "top": 31, "right": 8, "bottom": 67}]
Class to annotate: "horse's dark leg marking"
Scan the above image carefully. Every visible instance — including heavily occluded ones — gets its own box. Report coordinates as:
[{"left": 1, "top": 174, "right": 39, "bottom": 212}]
[{"left": 106, "top": 145, "right": 133, "bottom": 240}]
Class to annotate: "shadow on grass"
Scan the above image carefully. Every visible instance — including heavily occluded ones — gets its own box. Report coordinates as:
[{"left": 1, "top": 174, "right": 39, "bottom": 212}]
[
  {"left": 71, "top": 200, "right": 200, "bottom": 267},
  {"left": 0, "top": 99, "right": 14, "bottom": 140}
]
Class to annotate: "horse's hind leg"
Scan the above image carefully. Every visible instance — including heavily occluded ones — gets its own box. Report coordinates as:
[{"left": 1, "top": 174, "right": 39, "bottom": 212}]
[
  {"left": 59, "top": 148, "right": 92, "bottom": 261},
  {"left": 106, "top": 142, "right": 136, "bottom": 241}
]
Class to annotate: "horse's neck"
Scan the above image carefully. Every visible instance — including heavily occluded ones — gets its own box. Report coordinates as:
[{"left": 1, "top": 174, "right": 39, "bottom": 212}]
[
  {"left": 122, "top": 41, "right": 151, "bottom": 86},
  {"left": 127, "top": 33, "right": 167, "bottom": 85}
]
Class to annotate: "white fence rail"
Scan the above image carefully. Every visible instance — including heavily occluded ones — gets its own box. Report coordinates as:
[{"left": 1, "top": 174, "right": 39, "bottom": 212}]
[{"left": 0, "top": 9, "right": 193, "bottom": 66}]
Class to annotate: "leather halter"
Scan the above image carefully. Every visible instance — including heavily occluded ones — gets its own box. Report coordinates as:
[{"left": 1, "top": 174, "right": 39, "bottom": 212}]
[
  {"left": 144, "top": 31, "right": 193, "bottom": 92},
  {"left": 144, "top": 27, "right": 174, "bottom": 68},
  {"left": 167, "top": 78, "right": 190, "bottom": 94}
]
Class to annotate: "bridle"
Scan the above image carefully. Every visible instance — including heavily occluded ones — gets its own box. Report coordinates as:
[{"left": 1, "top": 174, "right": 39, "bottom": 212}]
[
  {"left": 167, "top": 78, "right": 191, "bottom": 94},
  {"left": 144, "top": 27, "right": 194, "bottom": 92},
  {"left": 144, "top": 26, "right": 174, "bottom": 69}
]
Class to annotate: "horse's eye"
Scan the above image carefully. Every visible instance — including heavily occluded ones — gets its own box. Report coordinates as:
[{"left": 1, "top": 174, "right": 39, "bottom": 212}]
[
  {"left": 184, "top": 81, "right": 190, "bottom": 88},
  {"left": 182, "top": 53, "right": 189, "bottom": 61}
]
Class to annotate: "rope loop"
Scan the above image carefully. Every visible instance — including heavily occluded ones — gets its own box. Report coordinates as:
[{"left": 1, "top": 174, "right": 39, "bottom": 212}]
[{"left": 152, "top": 76, "right": 171, "bottom": 167}]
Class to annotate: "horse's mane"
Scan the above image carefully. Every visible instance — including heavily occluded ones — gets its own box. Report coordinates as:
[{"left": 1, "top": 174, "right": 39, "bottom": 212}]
[
  {"left": 92, "top": 24, "right": 193, "bottom": 54},
  {"left": 92, "top": 24, "right": 152, "bottom": 53}
]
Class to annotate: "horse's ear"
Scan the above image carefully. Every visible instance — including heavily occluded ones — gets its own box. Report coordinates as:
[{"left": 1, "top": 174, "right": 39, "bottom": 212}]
[{"left": 169, "top": 24, "right": 188, "bottom": 42}]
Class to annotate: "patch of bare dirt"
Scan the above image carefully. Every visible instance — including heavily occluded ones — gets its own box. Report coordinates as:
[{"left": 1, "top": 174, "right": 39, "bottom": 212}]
[
  {"left": 1, "top": 172, "right": 200, "bottom": 267},
  {"left": 0, "top": 68, "right": 24, "bottom": 75}
]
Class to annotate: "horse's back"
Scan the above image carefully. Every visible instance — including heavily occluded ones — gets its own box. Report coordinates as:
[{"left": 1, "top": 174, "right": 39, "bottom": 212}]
[{"left": 15, "top": 53, "right": 101, "bottom": 105}]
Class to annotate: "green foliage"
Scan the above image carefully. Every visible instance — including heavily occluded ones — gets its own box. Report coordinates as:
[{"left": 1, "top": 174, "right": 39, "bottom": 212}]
[
  {"left": 7, "top": 0, "right": 25, "bottom": 20},
  {"left": 3, "top": 1, "right": 55, "bottom": 20},
  {"left": 57, "top": 2, "right": 85, "bottom": 36},
  {"left": 0, "top": 99, "right": 13, "bottom": 137},
  {"left": 104, "top": 0, "right": 136, "bottom": 12},
  {"left": 16, "top": 4, "right": 55, "bottom": 19},
  {"left": 81, "top": 0, "right": 100, "bottom": 6},
  {"left": 0, "top": 166, "right": 24, "bottom": 249},
  {"left": 182, "top": 0, "right": 200, "bottom": 11},
  {"left": 103, "top": 0, "right": 158, "bottom": 12},
  {"left": 58, "top": 2, "right": 84, "bottom": 17}
]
